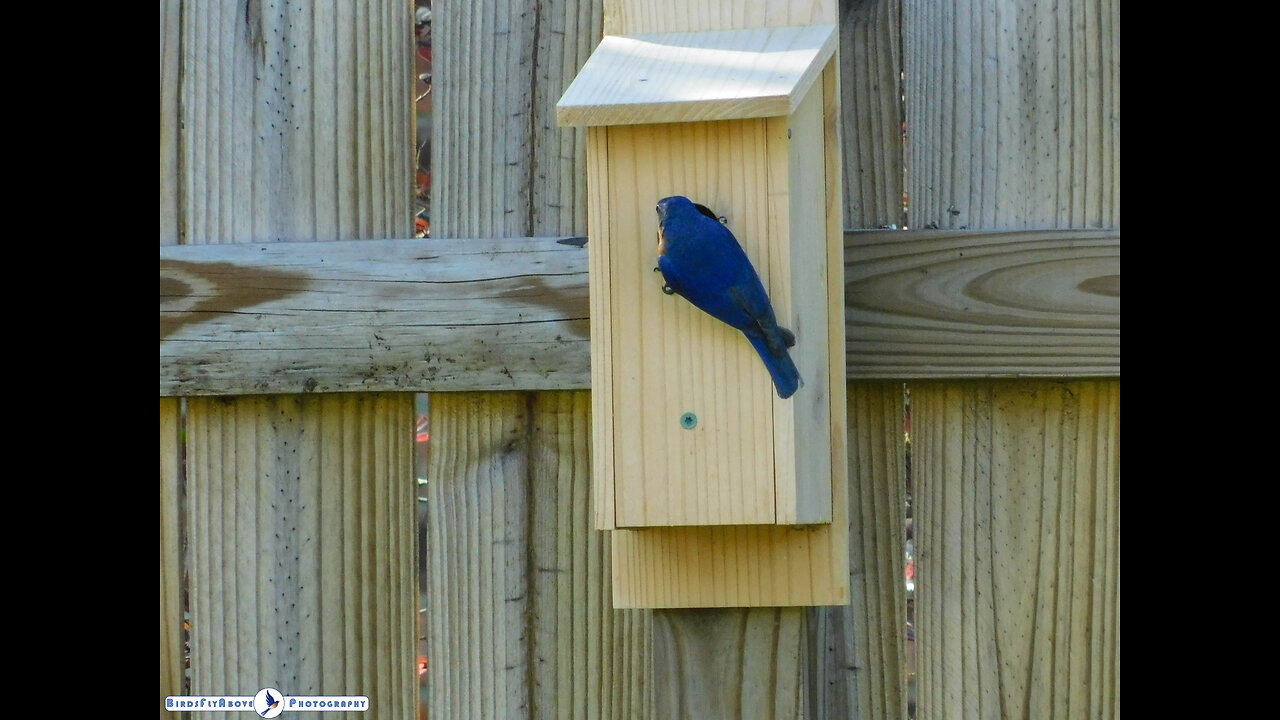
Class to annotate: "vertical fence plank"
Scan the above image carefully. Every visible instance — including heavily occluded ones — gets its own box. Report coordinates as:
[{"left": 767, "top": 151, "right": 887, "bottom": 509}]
[
  {"left": 809, "top": 382, "right": 908, "bottom": 719},
  {"left": 912, "top": 381, "right": 1120, "bottom": 718},
  {"left": 810, "top": 0, "right": 908, "bottom": 717},
  {"left": 428, "top": 1, "right": 649, "bottom": 718},
  {"left": 903, "top": 0, "right": 1120, "bottom": 231},
  {"left": 184, "top": 395, "right": 416, "bottom": 718},
  {"left": 901, "top": 1, "right": 1120, "bottom": 717},
  {"left": 838, "top": 0, "right": 904, "bottom": 231},
  {"left": 425, "top": 393, "right": 532, "bottom": 720},
  {"left": 426, "top": 392, "right": 654, "bottom": 720},
  {"left": 529, "top": 391, "right": 653, "bottom": 719},
  {"left": 160, "top": 399, "right": 184, "bottom": 716},
  {"left": 161, "top": 3, "right": 418, "bottom": 718}
]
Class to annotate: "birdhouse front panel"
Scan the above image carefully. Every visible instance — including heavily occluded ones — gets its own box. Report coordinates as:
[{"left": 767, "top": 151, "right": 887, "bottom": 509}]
[
  {"left": 588, "top": 83, "right": 834, "bottom": 529},
  {"left": 603, "top": 119, "right": 779, "bottom": 528}
]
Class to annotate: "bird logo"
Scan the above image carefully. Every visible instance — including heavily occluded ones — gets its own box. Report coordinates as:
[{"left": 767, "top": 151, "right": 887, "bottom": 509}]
[
  {"left": 655, "top": 195, "right": 802, "bottom": 398},
  {"left": 254, "top": 688, "right": 284, "bottom": 718}
]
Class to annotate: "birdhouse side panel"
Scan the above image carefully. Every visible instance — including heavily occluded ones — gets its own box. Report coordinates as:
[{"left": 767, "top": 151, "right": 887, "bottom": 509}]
[
  {"left": 587, "top": 126, "right": 618, "bottom": 530},
  {"left": 769, "top": 70, "right": 834, "bottom": 525}
]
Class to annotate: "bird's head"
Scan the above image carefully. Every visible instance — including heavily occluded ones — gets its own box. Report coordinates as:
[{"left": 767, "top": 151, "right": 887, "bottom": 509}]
[{"left": 655, "top": 195, "right": 693, "bottom": 226}]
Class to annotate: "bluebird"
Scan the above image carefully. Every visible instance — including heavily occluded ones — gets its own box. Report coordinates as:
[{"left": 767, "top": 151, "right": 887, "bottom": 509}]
[{"left": 655, "top": 195, "right": 802, "bottom": 398}]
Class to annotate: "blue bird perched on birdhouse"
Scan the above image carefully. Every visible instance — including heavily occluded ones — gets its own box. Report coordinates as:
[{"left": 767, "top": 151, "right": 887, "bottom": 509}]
[{"left": 655, "top": 195, "right": 803, "bottom": 399}]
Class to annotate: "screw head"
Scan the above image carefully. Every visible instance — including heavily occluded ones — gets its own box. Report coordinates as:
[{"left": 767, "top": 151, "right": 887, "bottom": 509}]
[{"left": 680, "top": 412, "right": 697, "bottom": 429}]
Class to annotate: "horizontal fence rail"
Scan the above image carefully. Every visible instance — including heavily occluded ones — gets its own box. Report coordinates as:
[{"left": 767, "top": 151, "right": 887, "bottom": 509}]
[{"left": 160, "top": 229, "right": 1118, "bottom": 396}]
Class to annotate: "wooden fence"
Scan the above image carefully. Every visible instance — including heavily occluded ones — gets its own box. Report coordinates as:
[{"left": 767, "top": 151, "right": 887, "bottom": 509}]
[{"left": 160, "top": 1, "right": 1119, "bottom": 718}]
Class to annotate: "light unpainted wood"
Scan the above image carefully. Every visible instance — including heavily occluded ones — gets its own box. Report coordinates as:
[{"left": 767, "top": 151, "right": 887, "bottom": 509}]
[
  {"left": 556, "top": 25, "right": 837, "bottom": 127},
  {"left": 159, "top": 236, "right": 589, "bottom": 396},
  {"left": 903, "top": 0, "right": 1120, "bottom": 230},
  {"left": 586, "top": 126, "right": 616, "bottom": 531},
  {"left": 184, "top": 395, "right": 417, "bottom": 714},
  {"left": 846, "top": 229, "right": 1120, "bottom": 378},
  {"left": 653, "top": 608, "right": 806, "bottom": 719},
  {"left": 587, "top": 59, "right": 842, "bottom": 531},
  {"left": 807, "top": 2, "right": 910, "bottom": 717},
  {"left": 604, "top": 0, "right": 837, "bottom": 35},
  {"left": 912, "top": 381, "right": 1120, "bottom": 719},
  {"left": 159, "top": 398, "right": 184, "bottom": 716},
  {"left": 898, "top": 2, "right": 1122, "bottom": 718},
  {"left": 425, "top": 392, "right": 654, "bottom": 720},
  {"left": 610, "top": 231, "right": 850, "bottom": 607},
  {"left": 770, "top": 60, "right": 841, "bottom": 525},
  {"left": 596, "top": 119, "right": 776, "bottom": 528}
]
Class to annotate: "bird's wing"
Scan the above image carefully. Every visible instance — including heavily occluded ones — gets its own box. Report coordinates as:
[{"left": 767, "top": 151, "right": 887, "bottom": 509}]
[{"left": 728, "top": 285, "right": 790, "bottom": 353}]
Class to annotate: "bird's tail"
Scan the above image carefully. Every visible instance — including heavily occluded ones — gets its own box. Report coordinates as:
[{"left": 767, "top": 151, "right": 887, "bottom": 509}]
[{"left": 746, "top": 333, "right": 803, "bottom": 399}]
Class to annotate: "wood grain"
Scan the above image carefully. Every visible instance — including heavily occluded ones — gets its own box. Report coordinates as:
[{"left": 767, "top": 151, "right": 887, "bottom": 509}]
[
  {"left": 159, "top": 398, "right": 184, "bottom": 716},
  {"left": 809, "top": 3, "right": 911, "bottom": 717},
  {"left": 160, "top": 229, "right": 1119, "bottom": 396},
  {"left": 424, "top": 392, "right": 654, "bottom": 720},
  {"left": 604, "top": 0, "right": 837, "bottom": 35},
  {"left": 160, "top": 236, "right": 589, "bottom": 396},
  {"left": 556, "top": 25, "right": 837, "bottom": 127},
  {"left": 912, "top": 381, "right": 1120, "bottom": 719},
  {"left": 426, "top": 3, "right": 654, "bottom": 718},
  {"left": 424, "top": 392, "right": 532, "bottom": 720},
  {"left": 846, "top": 229, "right": 1120, "bottom": 378},
  {"left": 529, "top": 392, "right": 654, "bottom": 720},
  {"left": 653, "top": 608, "right": 806, "bottom": 719},
  {"left": 160, "top": 5, "right": 419, "bottom": 718},
  {"left": 599, "top": 118, "right": 782, "bottom": 527},
  {"left": 903, "top": 0, "right": 1120, "bottom": 230},
  {"left": 808, "top": 381, "right": 909, "bottom": 719},
  {"left": 168, "top": 1, "right": 414, "bottom": 245},
  {"left": 837, "top": 0, "right": 904, "bottom": 230},
  {"left": 184, "top": 394, "right": 417, "bottom": 715}
]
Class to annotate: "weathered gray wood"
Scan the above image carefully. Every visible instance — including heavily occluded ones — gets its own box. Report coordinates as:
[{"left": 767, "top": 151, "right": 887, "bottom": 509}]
[
  {"left": 912, "top": 381, "right": 1120, "bottom": 719},
  {"left": 159, "top": 4, "right": 419, "bottom": 719},
  {"left": 424, "top": 2, "right": 654, "bottom": 719},
  {"left": 900, "top": 1, "right": 1122, "bottom": 718},
  {"left": 838, "top": 0, "right": 904, "bottom": 231},
  {"left": 903, "top": 0, "right": 1120, "bottom": 230},
  {"left": 809, "top": 382, "right": 909, "bottom": 720},
  {"left": 653, "top": 608, "right": 806, "bottom": 719},
  {"left": 160, "top": 236, "right": 589, "bottom": 396},
  {"left": 159, "top": 398, "right": 183, "bottom": 718},
  {"left": 184, "top": 395, "right": 417, "bottom": 716},
  {"left": 809, "top": 3, "right": 908, "bottom": 719},
  {"left": 159, "top": 229, "right": 1118, "bottom": 395}
]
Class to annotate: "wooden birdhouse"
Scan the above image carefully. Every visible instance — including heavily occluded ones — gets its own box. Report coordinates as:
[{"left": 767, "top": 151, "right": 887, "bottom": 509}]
[{"left": 558, "top": 2, "right": 848, "bottom": 608}]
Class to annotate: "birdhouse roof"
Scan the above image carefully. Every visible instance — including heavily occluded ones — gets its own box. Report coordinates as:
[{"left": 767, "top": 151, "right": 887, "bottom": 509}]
[{"left": 556, "top": 24, "right": 837, "bottom": 127}]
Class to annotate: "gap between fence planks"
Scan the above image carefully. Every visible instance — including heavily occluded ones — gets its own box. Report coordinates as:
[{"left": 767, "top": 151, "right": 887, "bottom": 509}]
[{"left": 159, "top": 228, "right": 1119, "bottom": 396}]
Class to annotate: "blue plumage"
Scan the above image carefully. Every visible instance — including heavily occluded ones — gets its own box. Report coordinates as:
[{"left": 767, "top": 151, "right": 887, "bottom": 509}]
[{"left": 655, "top": 195, "right": 802, "bottom": 399}]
